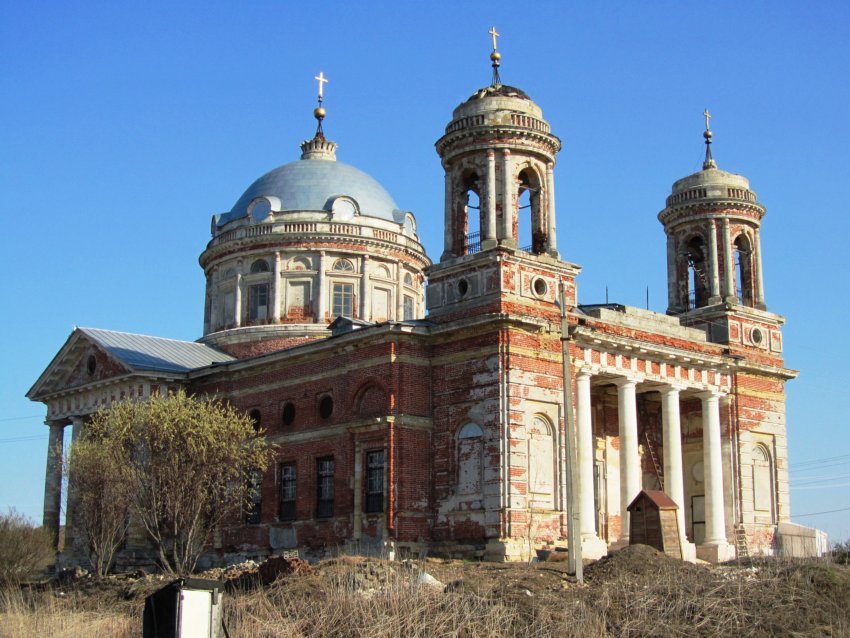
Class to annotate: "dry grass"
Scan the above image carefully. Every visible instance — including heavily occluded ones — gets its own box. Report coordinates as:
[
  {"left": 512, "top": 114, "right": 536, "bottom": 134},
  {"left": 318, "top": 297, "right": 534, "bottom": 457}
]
[{"left": 1, "top": 550, "right": 848, "bottom": 637}]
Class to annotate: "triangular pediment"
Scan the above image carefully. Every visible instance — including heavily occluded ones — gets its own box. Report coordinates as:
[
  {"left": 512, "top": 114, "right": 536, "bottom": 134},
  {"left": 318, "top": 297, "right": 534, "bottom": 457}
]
[{"left": 27, "top": 328, "right": 134, "bottom": 401}]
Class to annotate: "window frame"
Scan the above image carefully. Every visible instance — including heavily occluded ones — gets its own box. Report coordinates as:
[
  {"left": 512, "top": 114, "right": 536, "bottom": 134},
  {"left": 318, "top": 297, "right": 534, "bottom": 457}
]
[
  {"left": 248, "top": 283, "right": 269, "bottom": 322},
  {"left": 365, "top": 449, "right": 385, "bottom": 514},
  {"left": 316, "top": 457, "right": 335, "bottom": 519},
  {"left": 332, "top": 282, "right": 355, "bottom": 318},
  {"left": 279, "top": 462, "right": 297, "bottom": 521}
]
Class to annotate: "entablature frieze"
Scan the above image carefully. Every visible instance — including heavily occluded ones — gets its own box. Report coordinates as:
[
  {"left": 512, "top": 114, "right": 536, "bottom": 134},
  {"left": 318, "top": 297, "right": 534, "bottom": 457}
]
[
  {"left": 572, "top": 338, "right": 733, "bottom": 395},
  {"left": 44, "top": 377, "right": 186, "bottom": 421}
]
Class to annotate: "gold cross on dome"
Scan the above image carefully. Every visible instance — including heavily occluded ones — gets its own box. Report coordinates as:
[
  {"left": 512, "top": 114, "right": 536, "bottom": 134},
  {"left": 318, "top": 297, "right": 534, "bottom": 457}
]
[
  {"left": 489, "top": 26, "right": 500, "bottom": 51},
  {"left": 315, "top": 71, "right": 328, "bottom": 99},
  {"left": 703, "top": 108, "right": 712, "bottom": 131}
]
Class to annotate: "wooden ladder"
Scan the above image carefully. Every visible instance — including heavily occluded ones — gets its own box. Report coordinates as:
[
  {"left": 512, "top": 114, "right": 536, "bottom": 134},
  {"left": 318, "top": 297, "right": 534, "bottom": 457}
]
[
  {"left": 643, "top": 430, "right": 664, "bottom": 491},
  {"left": 734, "top": 524, "right": 750, "bottom": 560}
]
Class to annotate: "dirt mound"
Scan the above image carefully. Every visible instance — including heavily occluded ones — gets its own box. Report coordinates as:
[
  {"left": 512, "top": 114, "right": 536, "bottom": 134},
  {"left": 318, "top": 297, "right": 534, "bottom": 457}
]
[{"left": 584, "top": 543, "right": 705, "bottom": 583}]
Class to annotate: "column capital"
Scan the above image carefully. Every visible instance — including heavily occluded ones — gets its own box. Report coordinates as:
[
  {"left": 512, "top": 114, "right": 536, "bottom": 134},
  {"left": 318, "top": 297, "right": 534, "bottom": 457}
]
[
  {"left": 487, "top": 149, "right": 495, "bottom": 158},
  {"left": 501, "top": 148, "right": 511, "bottom": 157},
  {"left": 696, "top": 389, "right": 725, "bottom": 401},
  {"left": 658, "top": 383, "right": 686, "bottom": 396},
  {"left": 575, "top": 367, "right": 594, "bottom": 380},
  {"left": 612, "top": 376, "right": 638, "bottom": 389}
]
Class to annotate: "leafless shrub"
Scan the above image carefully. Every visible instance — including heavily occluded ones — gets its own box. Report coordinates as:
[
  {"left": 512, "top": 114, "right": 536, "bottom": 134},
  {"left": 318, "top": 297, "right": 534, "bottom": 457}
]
[
  {"left": 1, "top": 555, "right": 848, "bottom": 637},
  {"left": 0, "top": 508, "right": 54, "bottom": 587}
]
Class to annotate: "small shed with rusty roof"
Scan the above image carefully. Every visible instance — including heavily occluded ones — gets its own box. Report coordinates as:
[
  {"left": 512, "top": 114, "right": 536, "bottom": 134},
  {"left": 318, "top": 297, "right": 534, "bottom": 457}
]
[{"left": 628, "top": 490, "right": 683, "bottom": 559}]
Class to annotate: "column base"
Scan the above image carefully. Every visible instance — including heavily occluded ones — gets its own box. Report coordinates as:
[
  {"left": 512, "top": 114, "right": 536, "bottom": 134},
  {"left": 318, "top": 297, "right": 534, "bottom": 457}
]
[
  {"left": 681, "top": 540, "right": 697, "bottom": 563},
  {"left": 581, "top": 535, "right": 609, "bottom": 560},
  {"left": 481, "top": 238, "right": 498, "bottom": 251},
  {"left": 696, "top": 541, "right": 735, "bottom": 563}
]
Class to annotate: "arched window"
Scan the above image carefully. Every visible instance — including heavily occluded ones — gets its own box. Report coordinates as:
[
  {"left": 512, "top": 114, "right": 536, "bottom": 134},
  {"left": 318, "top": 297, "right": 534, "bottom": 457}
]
[
  {"left": 752, "top": 444, "right": 775, "bottom": 522},
  {"left": 249, "top": 409, "right": 262, "bottom": 432},
  {"left": 250, "top": 259, "right": 270, "bottom": 274},
  {"left": 684, "top": 236, "right": 709, "bottom": 310},
  {"left": 457, "top": 423, "right": 484, "bottom": 496},
  {"left": 527, "top": 416, "right": 555, "bottom": 509},
  {"left": 459, "top": 171, "right": 482, "bottom": 256},
  {"left": 517, "top": 168, "right": 545, "bottom": 254},
  {"left": 403, "top": 272, "right": 414, "bottom": 287},
  {"left": 734, "top": 234, "right": 754, "bottom": 306},
  {"left": 333, "top": 258, "right": 355, "bottom": 272},
  {"left": 250, "top": 199, "right": 271, "bottom": 221}
]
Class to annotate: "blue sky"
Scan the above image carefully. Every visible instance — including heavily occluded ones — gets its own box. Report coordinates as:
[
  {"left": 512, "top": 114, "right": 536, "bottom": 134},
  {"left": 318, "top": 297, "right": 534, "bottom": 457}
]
[{"left": 2, "top": 1, "right": 849, "bottom": 542}]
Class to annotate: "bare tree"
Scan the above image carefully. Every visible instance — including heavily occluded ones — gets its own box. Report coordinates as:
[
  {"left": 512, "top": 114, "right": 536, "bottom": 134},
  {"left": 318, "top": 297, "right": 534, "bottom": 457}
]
[
  {"left": 66, "top": 437, "right": 133, "bottom": 576},
  {"left": 74, "top": 391, "right": 273, "bottom": 574}
]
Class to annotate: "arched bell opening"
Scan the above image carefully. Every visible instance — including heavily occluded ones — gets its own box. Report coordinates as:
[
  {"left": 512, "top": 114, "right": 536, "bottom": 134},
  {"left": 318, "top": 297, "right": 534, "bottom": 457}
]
[
  {"left": 454, "top": 170, "right": 483, "bottom": 256},
  {"left": 517, "top": 168, "right": 546, "bottom": 255},
  {"left": 734, "top": 234, "right": 754, "bottom": 307},
  {"left": 681, "top": 235, "right": 709, "bottom": 310}
]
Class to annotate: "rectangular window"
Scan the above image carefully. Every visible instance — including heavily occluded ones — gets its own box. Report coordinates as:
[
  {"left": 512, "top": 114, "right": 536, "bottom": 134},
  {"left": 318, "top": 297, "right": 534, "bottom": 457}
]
[
  {"left": 365, "top": 450, "right": 385, "bottom": 514},
  {"left": 249, "top": 284, "right": 269, "bottom": 322},
  {"left": 403, "top": 295, "right": 414, "bottom": 321},
  {"left": 316, "top": 457, "right": 335, "bottom": 518},
  {"left": 279, "top": 462, "right": 296, "bottom": 521},
  {"left": 332, "top": 283, "right": 354, "bottom": 318},
  {"left": 245, "top": 469, "right": 262, "bottom": 524}
]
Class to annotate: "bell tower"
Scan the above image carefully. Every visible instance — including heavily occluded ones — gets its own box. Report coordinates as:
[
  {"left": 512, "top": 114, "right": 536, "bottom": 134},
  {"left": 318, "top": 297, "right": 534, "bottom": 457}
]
[
  {"left": 659, "top": 111, "right": 768, "bottom": 315},
  {"left": 659, "top": 112, "right": 785, "bottom": 356},
  {"left": 427, "top": 31, "right": 579, "bottom": 323}
]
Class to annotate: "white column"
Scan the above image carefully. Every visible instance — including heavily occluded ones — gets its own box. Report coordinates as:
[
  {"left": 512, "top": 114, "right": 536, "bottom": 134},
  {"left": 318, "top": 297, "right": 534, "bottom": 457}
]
[
  {"left": 666, "top": 232, "right": 678, "bottom": 312},
  {"left": 698, "top": 391, "right": 727, "bottom": 545},
  {"left": 272, "top": 251, "right": 281, "bottom": 323},
  {"left": 442, "top": 170, "right": 453, "bottom": 259},
  {"left": 754, "top": 228, "right": 766, "bottom": 308},
  {"left": 722, "top": 219, "right": 735, "bottom": 300},
  {"left": 660, "top": 385, "right": 686, "bottom": 538},
  {"left": 485, "top": 150, "right": 497, "bottom": 244},
  {"left": 615, "top": 378, "right": 640, "bottom": 542},
  {"left": 396, "top": 265, "right": 404, "bottom": 320},
  {"left": 234, "top": 272, "right": 243, "bottom": 328},
  {"left": 360, "top": 255, "right": 370, "bottom": 321},
  {"left": 708, "top": 220, "right": 720, "bottom": 301},
  {"left": 546, "top": 162, "right": 558, "bottom": 256},
  {"left": 42, "top": 421, "right": 65, "bottom": 551},
  {"left": 64, "top": 416, "right": 85, "bottom": 555},
  {"left": 317, "top": 252, "right": 327, "bottom": 322},
  {"left": 500, "top": 150, "right": 513, "bottom": 244},
  {"left": 576, "top": 370, "right": 596, "bottom": 539}
]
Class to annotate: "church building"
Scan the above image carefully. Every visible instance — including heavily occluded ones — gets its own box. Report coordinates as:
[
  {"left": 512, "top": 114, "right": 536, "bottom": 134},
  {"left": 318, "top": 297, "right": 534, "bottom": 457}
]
[{"left": 28, "top": 37, "right": 801, "bottom": 565}]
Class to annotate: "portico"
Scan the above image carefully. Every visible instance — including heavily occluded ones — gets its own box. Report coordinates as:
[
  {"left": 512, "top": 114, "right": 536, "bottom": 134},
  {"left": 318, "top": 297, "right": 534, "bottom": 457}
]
[{"left": 572, "top": 356, "right": 734, "bottom": 561}]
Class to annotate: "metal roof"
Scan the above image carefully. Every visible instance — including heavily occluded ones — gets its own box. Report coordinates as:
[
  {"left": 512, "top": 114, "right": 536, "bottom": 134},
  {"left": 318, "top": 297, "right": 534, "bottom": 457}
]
[
  {"left": 219, "top": 157, "right": 400, "bottom": 226},
  {"left": 80, "top": 328, "right": 234, "bottom": 373}
]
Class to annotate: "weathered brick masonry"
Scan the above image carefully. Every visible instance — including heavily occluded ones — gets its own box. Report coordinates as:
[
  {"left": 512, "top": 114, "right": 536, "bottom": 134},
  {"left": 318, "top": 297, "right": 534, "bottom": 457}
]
[{"left": 28, "top": 58, "right": 808, "bottom": 567}]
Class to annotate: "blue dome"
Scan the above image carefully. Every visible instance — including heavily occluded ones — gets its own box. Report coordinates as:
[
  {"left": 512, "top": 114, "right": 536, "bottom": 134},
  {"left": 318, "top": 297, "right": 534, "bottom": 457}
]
[{"left": 220, "top": 158, "right": 399, "bottom": 225}]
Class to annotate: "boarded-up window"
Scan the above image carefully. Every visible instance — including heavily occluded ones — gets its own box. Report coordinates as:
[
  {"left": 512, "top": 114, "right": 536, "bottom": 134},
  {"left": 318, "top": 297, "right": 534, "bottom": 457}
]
[
  {"left": 372, "top": 287, "right": 391, "bottom": 322},
  {"left": 528, "top": 416, "right": 554, "bottom": 509},
  {"left": 753, "top": 445, "right": 773, "bottom": 515},
  {"left": 358, "top": 385, "right": 387, "bottom": 417},
  {"left": 287, "top": 281, "right": 311, "bottom": 319},
  {"left": 222, "top": 291, "right": 235, "bottom": 328},
  {"left": 457, "top": 423, "right": 484, "bottom": 495}
]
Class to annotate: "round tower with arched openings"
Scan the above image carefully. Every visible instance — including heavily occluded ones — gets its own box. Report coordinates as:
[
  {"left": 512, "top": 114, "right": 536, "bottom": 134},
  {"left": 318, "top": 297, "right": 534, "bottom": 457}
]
[
  {"left": 658, "top": 112, "right": 768, "bottom": 315},
  {"left": 435, "top": 65, "right": 561, "bottom": 260},
  {"left": 426, "top": 33, "right": 580, "bottom": 324}
]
